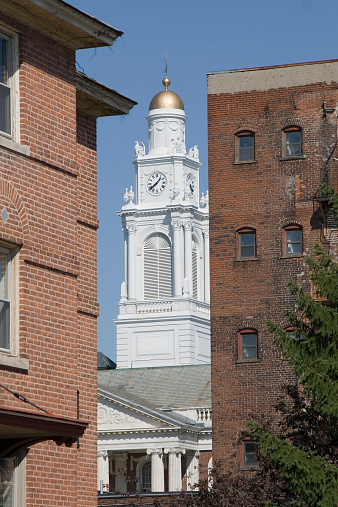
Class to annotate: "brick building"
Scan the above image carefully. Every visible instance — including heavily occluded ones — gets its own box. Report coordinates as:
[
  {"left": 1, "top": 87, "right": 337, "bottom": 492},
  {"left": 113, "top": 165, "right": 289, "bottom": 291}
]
[
  {"left": 207, "top": 60, "right": 338, "bottom": 468},
  {"left": 0, "top": 1, "right": 135, "bottom": 506}
]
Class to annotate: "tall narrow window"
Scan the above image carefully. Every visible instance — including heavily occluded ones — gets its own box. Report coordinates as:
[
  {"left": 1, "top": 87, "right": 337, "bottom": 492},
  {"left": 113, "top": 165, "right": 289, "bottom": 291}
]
[
  {"left": 284, "top": 127, "right": 302, "bottom": 157},
  {"left": 239, "top": 330, "right": 258, "bottom": 360},
  {"left": 0, "top": 35, "right": 11, "bottom": 135},
  {"left": 238, "top": 228, "right": 256, "bottom": 258},
  {"left": 242, "top": 441, "right": 258, "bottom": 468},
  {"left": 236, "top": 131, "right": 254, "bottom": 162},
  {"left": 140, "top": 461, "right": 151, "bottom": 493},
  {"left": 192, "top": 240, "right": 198, "bottom": 300},
  {"left": 284, "top": 225, "right": 302, "bottom": 256},
  {"left": 144, "top": 234, "right": 172, "bottom": 300},
  {"left": 0, "top": 246, "right": 10, "bottom": 351}
]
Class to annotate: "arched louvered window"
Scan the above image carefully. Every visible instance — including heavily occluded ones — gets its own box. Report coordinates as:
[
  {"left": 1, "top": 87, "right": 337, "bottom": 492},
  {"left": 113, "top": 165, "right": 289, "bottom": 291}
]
[
  {"left": 192, "top": 240, "right": 198, "bottom": 300},
  {"left": 144, "top": 234, "right": 172, "bottom": 300}
]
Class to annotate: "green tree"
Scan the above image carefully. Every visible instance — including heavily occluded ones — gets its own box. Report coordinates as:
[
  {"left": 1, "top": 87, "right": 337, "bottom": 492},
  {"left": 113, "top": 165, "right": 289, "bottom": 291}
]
[{"left": 250, "top": 184, "right": 338, "bottom": 507}]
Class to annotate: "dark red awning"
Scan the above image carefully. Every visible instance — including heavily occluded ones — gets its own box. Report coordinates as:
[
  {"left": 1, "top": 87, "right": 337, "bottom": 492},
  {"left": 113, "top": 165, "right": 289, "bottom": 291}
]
[{"left": 0, "top": 406, "right": 88, "bottom": 458}]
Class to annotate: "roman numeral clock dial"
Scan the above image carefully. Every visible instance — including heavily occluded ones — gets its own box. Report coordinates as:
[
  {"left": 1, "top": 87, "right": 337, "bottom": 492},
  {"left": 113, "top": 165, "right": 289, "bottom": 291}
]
[{"left": 147, "top": 172, "right": 167, "bottom": 194}]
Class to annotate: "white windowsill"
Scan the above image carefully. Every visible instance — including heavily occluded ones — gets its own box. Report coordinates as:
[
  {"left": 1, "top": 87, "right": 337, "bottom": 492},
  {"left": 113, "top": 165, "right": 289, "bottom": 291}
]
[
  {"left": 0, "top": 136, "right": 30, "bottom": 156},
  {"left": 0, "top": 353, "right": 29, "bottom": 371}
]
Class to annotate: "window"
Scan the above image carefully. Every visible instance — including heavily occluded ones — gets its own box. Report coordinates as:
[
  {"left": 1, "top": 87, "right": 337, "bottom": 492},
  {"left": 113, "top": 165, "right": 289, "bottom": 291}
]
[
  {"left": 140, "top": 461, "right": 151, "bottom": 493},
  {"left": 236, "top": 131, "right": 254, "bottom": 162},
  {"left": 0, "top": 453, "right": 26, "bottom": 506},
  {"left": 144, "top": 234, "right": 172, "bottom": 300},
  {"left": 239, "top": 330, "right": 257, "bottom": 360},
  {"left": 192, "top": 240, "right": 198, "bottom": 299},
  {"left": 0, "top": 246, "right": 11, "bottom": 351},
  {"left": 284, "top": 226, "right": 302, "bottom": 256},
  {"left": 283, "top": 127, "right": 302, "bottom": 157},
  {"left": 242, "top": 441, "right": 258, "bottom": 468},
  {"left": 0, "top": 35, "right": 11, "bottom": 136},
  {"left": 238, "top": 229, "right": 256, "bottom": 258}
]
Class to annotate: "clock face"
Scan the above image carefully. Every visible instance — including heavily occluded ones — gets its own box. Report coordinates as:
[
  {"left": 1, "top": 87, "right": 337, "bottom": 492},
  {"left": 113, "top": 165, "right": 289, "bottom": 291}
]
[
  {"left": 147, "top": 172, "right": 167, "bottom": 195},
  {"left": 186, "top": 173, "right": 195, "bottom": 197}
]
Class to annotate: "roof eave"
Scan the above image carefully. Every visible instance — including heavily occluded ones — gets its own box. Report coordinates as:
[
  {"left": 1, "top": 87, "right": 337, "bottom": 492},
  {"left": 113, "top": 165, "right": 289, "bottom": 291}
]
[
  {"left": 76, "top": 72, "right": 137, "bottom": 118},
  {"left": 1, "top": 0, "right": 122, "bottom": 49}
]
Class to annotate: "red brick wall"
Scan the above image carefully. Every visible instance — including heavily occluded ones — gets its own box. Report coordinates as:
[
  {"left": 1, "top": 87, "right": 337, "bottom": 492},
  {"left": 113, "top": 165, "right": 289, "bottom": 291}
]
[
  {"left": 207, "top": 63, "right": 338, "bottom": 467},
  {"left": 0, "top": 13, "right": 98, "bottom": 507}
]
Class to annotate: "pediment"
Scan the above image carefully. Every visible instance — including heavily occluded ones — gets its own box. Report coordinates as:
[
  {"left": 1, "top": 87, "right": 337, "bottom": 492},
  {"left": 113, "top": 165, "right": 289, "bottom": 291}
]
[{"left": 98, "top": 395, "right": 176, "bottom": 432}]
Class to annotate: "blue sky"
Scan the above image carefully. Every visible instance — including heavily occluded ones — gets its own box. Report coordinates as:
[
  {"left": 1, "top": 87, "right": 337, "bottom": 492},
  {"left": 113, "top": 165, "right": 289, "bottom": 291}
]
[{"left": 67, "top": 0, "right": 338, "bottom": 360}]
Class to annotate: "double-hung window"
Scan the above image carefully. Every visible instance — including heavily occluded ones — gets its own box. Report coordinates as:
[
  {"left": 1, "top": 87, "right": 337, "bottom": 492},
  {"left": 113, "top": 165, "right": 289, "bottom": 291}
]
[
  {"left": 238, "top": 228, "right": 256, "bottom": 258},
  {"left": 284, "top": 225, "right": 302, "bottom": 256},
  {"left": 284, "top": 127, "right": 302, "bottom": 157},
  {"left": 239, "top": 330, "right": 258, "bottom": 360},
  {"left": 242, "top": 441, "right": 258, "bottom": 468},
  {"left": 0, "top": 246, "right": 11, "bottom": 351},
  {"left": 0, "top": 34, "right": 11, "bottom": 136},
  {"left": 236, "top": 131, "right": 255, "bottom": 162}
]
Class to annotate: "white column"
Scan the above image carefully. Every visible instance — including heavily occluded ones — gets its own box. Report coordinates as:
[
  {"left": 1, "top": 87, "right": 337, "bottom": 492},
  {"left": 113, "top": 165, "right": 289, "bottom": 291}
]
[
  {"left": 186, "top": 451, "right": 199, "bottom": 491},
  {"left": 204, "top": 230, "right": 210, "bottom": 303},
  {"left": 114, "top": 453, "right": 128, "bottom": 494},
  {"left": 167, "top": 448, "right": 185, "bottom": 491},
  {"left": 184, "top": 221, "right": 193, "bottom": 296},
  {"left": 147, "top": 448, "right": 164, "bottom": 492},
  {"left": 97, "top": 450, "right": 109, "bottom": 492},
  {"left": 172, "top": 220, "right": 182, "bottom": 297},
  {"left": 126, "top": 223, "right": 137, "bottom": 300}
]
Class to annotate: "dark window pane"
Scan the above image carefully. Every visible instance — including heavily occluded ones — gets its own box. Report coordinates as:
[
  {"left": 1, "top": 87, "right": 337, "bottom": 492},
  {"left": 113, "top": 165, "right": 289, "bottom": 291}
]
[
  {"left": 238, "top": 135, "right": 254, "bottom": 161},
  {"left": 286, "top": 229, "right": 302, "bottom": 254},
  {"left": 240, "top": 232, "right": 255, "bottom": 257},
  {"left": 241, "top": 333, "right": 257, "bottom": 358},
  {"left": 243, "top": 442, "right": 258, "bottom": 466},
  {"left": 0, "top": 38, "right": 8, "bottom": 85},
  {"left": 0, "top": 300, "right": 10, "bottom": 349},
  {"left": 286, "top": 131, "right": 301, "bottom": 156},
  {"left": 0, "top": 83, "right": 10, "bottom": 134}
]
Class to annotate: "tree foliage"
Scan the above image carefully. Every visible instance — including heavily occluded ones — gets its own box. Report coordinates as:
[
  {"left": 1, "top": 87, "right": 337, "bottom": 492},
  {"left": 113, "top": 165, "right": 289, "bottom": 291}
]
[{"left": 249, "top": 184, "right": 338, "bottom": 506}]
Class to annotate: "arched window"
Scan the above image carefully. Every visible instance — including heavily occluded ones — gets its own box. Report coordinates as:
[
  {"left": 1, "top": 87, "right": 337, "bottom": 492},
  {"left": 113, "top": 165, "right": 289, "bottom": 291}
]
[
  {"left": 144, "top": 233, "right": 172, "bottom": 300},
  {"left": 237, "top": 228, "right": 256, "bottom": 258},
  {"left": 238, "top": 329, "right": 258, "bottom": 360},
  {"left": 140, "top": 461, "right": 151, "bottom": 493},
  {"left": 283, "top": 126, "right": 302, "bottom": 157},
  {"left": 236, "top": 130, "right": 255, "bottom": 162},
  {"left": 283, "top": 224, "right": 302, "bottom": 256}
]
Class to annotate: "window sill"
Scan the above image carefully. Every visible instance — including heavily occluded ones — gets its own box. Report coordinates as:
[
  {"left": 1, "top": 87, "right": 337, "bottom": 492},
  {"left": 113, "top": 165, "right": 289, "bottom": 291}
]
[
  {"left": 280, "top": 155, "right": 306, "bottom": 161},
  {"left": 280, "top": 254, "right": 303, "bottom": 259},
  {"left": 0, "top": 354, "right": 29, "bottom": 372},
  {"left": 239, "top": 466, "right": 260, "bottom": 471},
  {"left": 233, "top": 160, "right": 257, "bottom": 165},
  {"left": 235, "top": 257, "right": 259, "bottom": 262},
  {"left": 0, "top": 136, "right": 30, "bottom": 156},
  {"left": 235, "top": 358, "right": 261, "bottom": 364}
]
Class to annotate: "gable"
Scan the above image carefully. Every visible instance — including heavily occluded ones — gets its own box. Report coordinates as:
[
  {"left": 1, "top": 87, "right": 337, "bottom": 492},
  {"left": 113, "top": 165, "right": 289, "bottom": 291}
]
[{"left": 98, "top": 397, "right": 175, "bottom": 433}]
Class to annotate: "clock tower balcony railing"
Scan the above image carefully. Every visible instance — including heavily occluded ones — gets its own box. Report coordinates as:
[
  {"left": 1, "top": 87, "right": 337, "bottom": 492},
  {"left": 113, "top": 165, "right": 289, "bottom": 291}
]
[{"left": 117, "top": 297, "right": 210, "bottom": 318}]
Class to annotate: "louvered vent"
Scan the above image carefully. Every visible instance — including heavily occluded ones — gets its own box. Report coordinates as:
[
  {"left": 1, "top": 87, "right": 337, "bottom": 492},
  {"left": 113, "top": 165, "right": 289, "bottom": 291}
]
[
  {"left": 192, "top": 241, "right": 198, "bottom": 299},
  {"left": 144, "top": 234, "right": 172, "bottom": 300}
]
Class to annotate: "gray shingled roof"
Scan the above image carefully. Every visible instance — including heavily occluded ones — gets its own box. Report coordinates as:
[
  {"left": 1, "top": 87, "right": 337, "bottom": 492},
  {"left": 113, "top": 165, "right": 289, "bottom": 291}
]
[
  {"left": 98, "top": 364, "right": 211, "bottom": 412},
  {"left": 97, "top": 352, "right": 116, "bottom": 370}
]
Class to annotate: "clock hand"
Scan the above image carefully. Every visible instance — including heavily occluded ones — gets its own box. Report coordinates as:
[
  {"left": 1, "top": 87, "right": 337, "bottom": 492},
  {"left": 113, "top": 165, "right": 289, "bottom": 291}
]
[{"left": 149, "top": 177, "right": 161, "bottom": 190}]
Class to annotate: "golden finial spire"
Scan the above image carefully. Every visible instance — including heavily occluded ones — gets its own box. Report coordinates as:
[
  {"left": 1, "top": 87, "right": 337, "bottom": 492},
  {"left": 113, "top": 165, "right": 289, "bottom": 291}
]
[{"left": 162, "top": 54, "right": 170, "bottom": 90}]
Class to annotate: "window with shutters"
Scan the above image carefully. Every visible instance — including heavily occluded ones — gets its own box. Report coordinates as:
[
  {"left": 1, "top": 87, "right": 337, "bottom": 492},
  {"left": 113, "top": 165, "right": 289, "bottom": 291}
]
[
  {"left": 144, "top": 234, "right": 172, "bottom": 300},
  {"left": 192, "top": 240, "right": 198, "bottom": 299}
]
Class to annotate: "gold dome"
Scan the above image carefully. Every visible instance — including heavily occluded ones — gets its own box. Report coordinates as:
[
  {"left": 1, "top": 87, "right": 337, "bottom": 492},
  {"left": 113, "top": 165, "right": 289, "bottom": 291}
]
[{"left": 149, "top": 76, "right": 184, "bottom": 111}]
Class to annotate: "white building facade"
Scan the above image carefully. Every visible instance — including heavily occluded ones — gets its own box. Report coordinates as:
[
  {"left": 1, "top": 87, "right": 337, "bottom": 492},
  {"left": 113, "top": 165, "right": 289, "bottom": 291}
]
[
  {"left": 98, "top": 77, "right": 211, "bottom": 496},
  {"left": 116, "top": 76, "right": 210, "bottom": 368}
]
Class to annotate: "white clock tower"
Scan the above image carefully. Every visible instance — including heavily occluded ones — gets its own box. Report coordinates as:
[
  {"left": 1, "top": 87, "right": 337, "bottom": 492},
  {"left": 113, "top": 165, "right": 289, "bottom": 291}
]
[{"left": 116, "top": 76, "right": 210, "bottom": 368}]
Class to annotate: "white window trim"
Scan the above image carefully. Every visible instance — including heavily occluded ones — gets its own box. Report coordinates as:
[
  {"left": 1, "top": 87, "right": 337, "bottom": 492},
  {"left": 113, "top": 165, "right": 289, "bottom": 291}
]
[
  {"left": 0, "top": 243, "right": 26, "bottom": 370},
  {"left": 0, "top": 25, "right": 30, "bottom": 156}
]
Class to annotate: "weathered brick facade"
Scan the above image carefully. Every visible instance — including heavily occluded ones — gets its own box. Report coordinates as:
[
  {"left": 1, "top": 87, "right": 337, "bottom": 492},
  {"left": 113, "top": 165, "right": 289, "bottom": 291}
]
[
  {"left": 207, "top": 61, "right": 338, "bottom": 467},
  {"left": 0, "top": 2, "right": 135, "bottom": 506}
]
